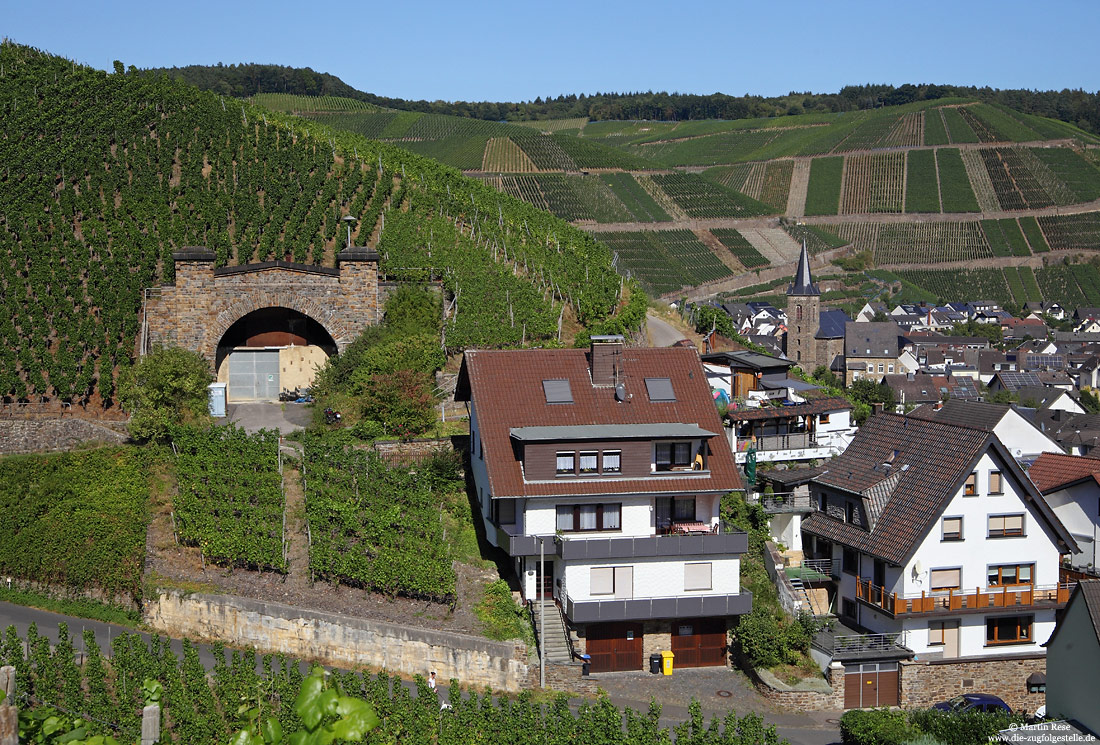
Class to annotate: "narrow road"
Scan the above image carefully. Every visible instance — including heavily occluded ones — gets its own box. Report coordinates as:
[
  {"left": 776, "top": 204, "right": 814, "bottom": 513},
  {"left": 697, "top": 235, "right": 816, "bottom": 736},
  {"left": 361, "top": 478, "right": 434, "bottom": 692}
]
[
  {"left": 0, "top": 601, "right": 839, "bottom": 744},
  {"left": 647, "top": 313, "right": 688, "bottom": 347}
]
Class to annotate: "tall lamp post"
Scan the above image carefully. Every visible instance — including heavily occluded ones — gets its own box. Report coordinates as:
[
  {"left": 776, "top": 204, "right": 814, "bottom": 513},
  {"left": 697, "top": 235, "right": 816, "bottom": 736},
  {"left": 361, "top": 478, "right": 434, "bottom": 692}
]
[
  {"left": 342, "top": 215, "right": 357, "bottom": 249},
  {"left": 539, "top": 537, "right": 545, "bottom": 689}
]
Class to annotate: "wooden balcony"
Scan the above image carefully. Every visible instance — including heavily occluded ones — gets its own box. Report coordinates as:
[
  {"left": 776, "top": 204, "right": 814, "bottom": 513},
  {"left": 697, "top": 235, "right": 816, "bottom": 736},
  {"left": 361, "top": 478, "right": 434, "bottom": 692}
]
[{"left": 855, "top": 577, "right": 1075, "bottom": 618}]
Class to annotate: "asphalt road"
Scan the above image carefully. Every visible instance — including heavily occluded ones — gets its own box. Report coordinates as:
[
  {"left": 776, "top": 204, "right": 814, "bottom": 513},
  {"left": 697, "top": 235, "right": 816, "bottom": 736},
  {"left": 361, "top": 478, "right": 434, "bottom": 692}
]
[
  {"left": 0, "top": 601, "right": 839, "bottom": 744},
  {"left": 647, "top": 313, "right": 689, "bottom": 347}
]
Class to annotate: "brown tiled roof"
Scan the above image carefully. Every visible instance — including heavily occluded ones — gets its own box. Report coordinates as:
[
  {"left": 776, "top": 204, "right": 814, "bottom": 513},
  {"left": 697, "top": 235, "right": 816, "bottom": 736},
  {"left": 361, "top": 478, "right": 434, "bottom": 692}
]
[
  {"left": 457, "top": 347, "right": 742, "bottom": 499},
  {"left": 1027, "top": 452, "right": 1100, "bottom": 493},
  {"left": 802, "top": 413, "right": 1077, "bottom": 565},
  {"left": 725, "top": 396, "right": 851, "bottom": 423},
  {"left": 922, "top": 399, "right": 1011, "bottom": 431}
]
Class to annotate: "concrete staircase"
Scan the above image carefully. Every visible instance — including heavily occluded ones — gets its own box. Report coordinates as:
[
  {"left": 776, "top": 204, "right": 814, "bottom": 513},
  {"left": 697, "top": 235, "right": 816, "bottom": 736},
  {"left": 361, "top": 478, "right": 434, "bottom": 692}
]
[
  {"left": 534, "top": 598, "right": 574, "bottom": 665},
  {"left": 788, "top": 573, "right": 827, "bottom": 617}
]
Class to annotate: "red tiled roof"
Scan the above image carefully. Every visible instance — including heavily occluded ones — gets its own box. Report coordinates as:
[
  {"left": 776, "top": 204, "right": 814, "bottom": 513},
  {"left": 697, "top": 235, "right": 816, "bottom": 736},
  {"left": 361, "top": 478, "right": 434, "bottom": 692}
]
[
  {"left": 457, "top": 347, "right": 742, "bottom": 498},
  {"left": 1027, "top": 452, "right": 1100, "bottom": 493}
]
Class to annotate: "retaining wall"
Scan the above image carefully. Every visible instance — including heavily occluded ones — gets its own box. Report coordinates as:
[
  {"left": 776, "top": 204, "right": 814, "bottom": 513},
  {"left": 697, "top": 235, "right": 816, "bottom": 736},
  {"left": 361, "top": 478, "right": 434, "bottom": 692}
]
[
  {"left": 145, "top": 591, "right": 531, "bottom": 693},
  {"left": 0, "top": 417, "right": 127, "bottom": 455}
]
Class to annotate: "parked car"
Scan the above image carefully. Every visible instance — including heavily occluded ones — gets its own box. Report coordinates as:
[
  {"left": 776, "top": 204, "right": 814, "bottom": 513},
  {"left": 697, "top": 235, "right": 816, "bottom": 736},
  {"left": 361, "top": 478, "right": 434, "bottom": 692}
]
[{"left": 932, "top": 693, "right": 1012, "bottom": 714}]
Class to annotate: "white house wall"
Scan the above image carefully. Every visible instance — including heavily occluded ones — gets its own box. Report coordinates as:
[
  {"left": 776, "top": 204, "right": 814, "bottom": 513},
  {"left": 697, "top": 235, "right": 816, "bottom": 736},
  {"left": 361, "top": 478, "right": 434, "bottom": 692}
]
[
  {"left": 1045, "top": 484, "right": 1100, "bottom": 569},
  {"left": 562, "top": 556, "right": 740, "bottom": 602},
  {"left": 993, "top": 412, "right": 1062, "bottom": 460}
]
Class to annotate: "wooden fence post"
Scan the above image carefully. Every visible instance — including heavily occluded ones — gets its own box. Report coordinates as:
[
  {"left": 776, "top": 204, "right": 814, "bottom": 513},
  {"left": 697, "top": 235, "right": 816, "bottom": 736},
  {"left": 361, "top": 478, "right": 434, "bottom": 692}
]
[
  {"left": 141, "top": 703, "right": 161, "bottom": 745},
  {"left": 0, "top": 665, "right": 17, "bottom": 745}
]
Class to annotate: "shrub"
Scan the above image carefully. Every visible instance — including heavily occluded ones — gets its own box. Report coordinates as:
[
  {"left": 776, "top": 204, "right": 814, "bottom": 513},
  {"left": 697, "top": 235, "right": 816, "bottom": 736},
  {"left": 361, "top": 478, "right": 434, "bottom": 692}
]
[
  {"left": 475, "top": 580, "right": 534, "bottom": 644},
  {"left": 119, "top": 346, "right": 212, "bottom": 442},
  {"left": 907, "top": 708, "right": 1023, "bottom": 745},
  {"left": 360, "top": 370, "right": 436, "bottom": 437},
  {"left": 840, "top": 709, "right": 913, "bottom": 745},
  {"left": 736, "top": 607, "right": 786, "bottom": 668}
]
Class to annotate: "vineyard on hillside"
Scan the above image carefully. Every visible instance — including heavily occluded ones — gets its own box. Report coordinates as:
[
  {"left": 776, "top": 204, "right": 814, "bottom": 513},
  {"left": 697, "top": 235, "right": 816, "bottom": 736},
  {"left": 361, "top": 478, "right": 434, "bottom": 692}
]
[
  {"left": 832, "top": 221, "right": 992, "bottom": 264},
  {"left": 0, "top": 447, "right": 149, "bottom": 601},
  {"left": 650, "top": 173, "right": 773, "bottom": 218},
  {"left": 601, "top": 230, "right": 733, "bottom": 295},
  {"left": 840, "top": 152, "right": 906, "bottom": 214},
  {"left": 301, "top": 433, "right": 459, "bottom": 601},
  {"left": 711, "top": 229, "right": 769, "bottom": 268},
  {"left": 0, "top": 41, "right": 634, "bottom": 409},
  {"left": 171, "top": 426, "right": 286, "bottom": 572}
]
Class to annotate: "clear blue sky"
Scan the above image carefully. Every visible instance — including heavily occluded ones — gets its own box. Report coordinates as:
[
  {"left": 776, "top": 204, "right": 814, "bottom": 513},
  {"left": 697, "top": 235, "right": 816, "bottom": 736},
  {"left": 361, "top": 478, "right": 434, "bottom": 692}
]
[{"left": 4, "top": 0, "right": 1097, "bottom": 102}]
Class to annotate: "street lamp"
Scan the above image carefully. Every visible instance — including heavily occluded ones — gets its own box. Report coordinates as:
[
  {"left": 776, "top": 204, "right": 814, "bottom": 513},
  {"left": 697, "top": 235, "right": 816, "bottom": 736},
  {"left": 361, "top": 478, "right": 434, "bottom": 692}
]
[{"left": 342, "top": 215, "right": 357, "bottom": 249}]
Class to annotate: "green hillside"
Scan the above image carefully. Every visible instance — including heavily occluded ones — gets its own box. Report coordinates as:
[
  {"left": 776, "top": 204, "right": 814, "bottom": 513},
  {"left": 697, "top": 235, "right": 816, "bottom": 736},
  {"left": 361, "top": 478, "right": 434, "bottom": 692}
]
[{"left": 0, "top": 42, "right": 636, "bottom": 410}]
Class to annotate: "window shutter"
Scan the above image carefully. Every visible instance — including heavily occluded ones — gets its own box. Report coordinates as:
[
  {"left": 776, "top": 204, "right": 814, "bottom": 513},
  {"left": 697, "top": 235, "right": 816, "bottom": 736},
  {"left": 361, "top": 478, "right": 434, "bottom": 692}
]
[
  {"left": 930, "top": 568, "right": 961, "bottom": 590},
  {"left": 684, "top": 562, "right": 712, "bottom": 591},
  {"left": 591, "top": 567, "right": 614, "bottom": 595}
]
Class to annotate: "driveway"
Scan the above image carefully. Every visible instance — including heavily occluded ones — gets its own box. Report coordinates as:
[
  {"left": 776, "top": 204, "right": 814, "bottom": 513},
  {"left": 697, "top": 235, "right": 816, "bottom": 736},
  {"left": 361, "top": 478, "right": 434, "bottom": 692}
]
[
  {"left": 593, "top": 667, "right": 841, "bottom": 745},
  {"left": 227, "top": 402, "right": 313, "bottom": 434}
]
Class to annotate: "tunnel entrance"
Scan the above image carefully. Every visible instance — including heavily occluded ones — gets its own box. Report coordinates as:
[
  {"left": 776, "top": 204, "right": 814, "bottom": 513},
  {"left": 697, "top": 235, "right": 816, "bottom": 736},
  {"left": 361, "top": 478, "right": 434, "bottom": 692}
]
[{"left": 215, "top": 307, "right": 338, "bottom": 401}]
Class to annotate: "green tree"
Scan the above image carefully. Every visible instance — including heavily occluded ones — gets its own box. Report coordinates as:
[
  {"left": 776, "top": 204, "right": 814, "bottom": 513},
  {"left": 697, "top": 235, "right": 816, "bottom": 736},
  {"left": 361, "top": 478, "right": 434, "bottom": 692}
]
[{"left": 118, "top": 347, "right": 212, "bottom": 442}]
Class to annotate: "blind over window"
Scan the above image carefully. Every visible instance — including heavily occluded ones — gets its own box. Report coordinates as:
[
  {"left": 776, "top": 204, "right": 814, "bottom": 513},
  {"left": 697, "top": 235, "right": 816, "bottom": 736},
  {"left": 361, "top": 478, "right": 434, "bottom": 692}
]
[
  {"left": 591, "top": 567, "right": 614, "bottom": 595},
  {"left": 673, "top": 498, "right": 696, "bottom": 521},
  {"left": 930, "top": 568, "right": 961, "bottom": 590},
  {"left": 684, "top": 562, "right": 712, "bottom": 591}
]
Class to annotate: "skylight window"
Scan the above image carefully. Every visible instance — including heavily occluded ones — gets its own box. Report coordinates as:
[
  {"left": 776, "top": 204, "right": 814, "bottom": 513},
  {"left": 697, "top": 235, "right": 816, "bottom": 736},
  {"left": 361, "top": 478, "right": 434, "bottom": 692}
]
[
  {"left": 542, "top": 379, "right": 573, "bottom": 404},
  {"left": 645, "top": 378, "right": 676, "bottom": 402}
]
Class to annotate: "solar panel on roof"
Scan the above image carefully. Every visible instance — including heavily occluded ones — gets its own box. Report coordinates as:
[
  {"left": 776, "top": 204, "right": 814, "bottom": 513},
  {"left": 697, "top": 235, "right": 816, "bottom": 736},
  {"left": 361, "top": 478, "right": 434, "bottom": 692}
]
[
  {"left": 542, "top": 379, "right": 573, "bottom": 404},
  {"left": 645, "top": 377, "right": 676, "bottom": 402}
]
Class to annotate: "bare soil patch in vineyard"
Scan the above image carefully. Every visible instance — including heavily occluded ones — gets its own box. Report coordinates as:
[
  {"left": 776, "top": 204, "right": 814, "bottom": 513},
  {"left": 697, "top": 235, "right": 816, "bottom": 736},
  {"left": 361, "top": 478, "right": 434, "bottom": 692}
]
[{"left": 145, "top": 478, "right": 494, "bottom": 636}]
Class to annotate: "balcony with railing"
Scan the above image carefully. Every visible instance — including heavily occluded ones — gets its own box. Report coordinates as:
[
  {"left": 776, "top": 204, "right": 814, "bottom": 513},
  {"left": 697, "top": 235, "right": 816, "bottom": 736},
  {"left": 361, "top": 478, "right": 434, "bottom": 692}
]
[
  {"left": 812, "top": 627, "right": 913, "bottom": 661},
  {"left": 555, "top": 520, "right": 748, "bottom": 561},
  {"left": 560, "top": 585, "right": 753, "bottom": 623},
  {"left": 855, "top": 578, "right": 1076, "bottom": 618},
  {"left": 737, "top": 433, "right": 815, "bottom": 452},
  {"left": 760, "top": 494, "right": 814, "bottom": 514}
]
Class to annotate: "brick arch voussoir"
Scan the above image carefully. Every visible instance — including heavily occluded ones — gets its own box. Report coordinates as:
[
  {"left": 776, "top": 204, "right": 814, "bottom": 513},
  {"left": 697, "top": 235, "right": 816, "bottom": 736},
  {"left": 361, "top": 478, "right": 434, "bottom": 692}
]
[{"left": 205, "top": 292, "right": 352, "bottom": 361}]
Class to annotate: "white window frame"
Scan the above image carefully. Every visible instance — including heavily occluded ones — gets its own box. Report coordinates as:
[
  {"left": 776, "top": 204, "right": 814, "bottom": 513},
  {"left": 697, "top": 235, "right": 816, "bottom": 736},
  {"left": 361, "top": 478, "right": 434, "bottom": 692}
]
[{"left": 684, "top": 562, "right": 712, "bottom": 591}]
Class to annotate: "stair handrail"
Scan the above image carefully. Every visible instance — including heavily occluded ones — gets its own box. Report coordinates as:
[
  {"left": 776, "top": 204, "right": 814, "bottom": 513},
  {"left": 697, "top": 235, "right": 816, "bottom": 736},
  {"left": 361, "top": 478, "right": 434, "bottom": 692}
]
[{"left": 526, "top": 600, "right": 542, "bottom": 661}]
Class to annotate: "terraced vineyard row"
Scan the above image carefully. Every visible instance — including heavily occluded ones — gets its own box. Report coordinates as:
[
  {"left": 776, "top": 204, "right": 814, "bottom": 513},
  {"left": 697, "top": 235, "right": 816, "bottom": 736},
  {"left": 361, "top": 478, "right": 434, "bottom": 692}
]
[
  {"left": 649, "top": 173, "right": 773, "bottom": 218},
  {"left": 840, "top": 152, "right": 906, "bottom": 214},
  {"left": 897, "top": 269, "right": 1014, "bottom": 304},
  {"left": 832, "top": 221, "right": 992, "bottom": 264},
  {"left": 1038, "top": 213, "right": 1100, "bottom": 250},
  {"left": 711, "top": 228, "right": 769, "bottom": 268},
  {"left": 704, "top": 160, "right": 794, "bottom": 211},
  {"left": 251, "top": 93, "right": 380, "bottom": 112},
  {"left": 482, "top": 137, "right": 539, "bottom": 172},
  {"left": 981, "top": 218, "right": 1032, "bottom": 257},
  {"left": 600, "top": 173, "right": 672, "bottom": 222},
  {"left": 600, "top": 230, "right": 733, "bottom": 295},
  {"left": 1036, "top": 263, "right": 1100, "bottom": 307}
]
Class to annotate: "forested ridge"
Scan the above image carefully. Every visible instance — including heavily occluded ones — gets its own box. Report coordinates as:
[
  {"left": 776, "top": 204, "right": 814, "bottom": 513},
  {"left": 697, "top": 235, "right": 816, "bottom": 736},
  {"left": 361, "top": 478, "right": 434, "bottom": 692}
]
[
  {"left": 145, "top": 62, "right": 1100, "bottom": 135},
  {"left": 0, "top": 41, "right": 636, "bottom": 411}
]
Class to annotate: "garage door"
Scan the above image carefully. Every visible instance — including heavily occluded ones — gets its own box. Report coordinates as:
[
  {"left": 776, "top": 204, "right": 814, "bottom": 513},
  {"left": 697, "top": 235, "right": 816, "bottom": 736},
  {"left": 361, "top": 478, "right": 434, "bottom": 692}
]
[
  {"left": 844, "top": 661, "right": 899, "bottom": 709},
  {"left": 227, "top": 350, "right": 280, "bottom": 401},
  {"left": 671, "top": 619, "right": 728, "bottom": 667},
  {"left": 585, "top": 622, "right": 643, "bottom": 673}
]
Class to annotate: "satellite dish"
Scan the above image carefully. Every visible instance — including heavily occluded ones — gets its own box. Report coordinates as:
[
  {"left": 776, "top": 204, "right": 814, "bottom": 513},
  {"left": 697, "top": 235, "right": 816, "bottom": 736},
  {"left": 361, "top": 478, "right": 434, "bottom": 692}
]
[
  {"left": 615, "top": 383, "right": 626, "bottom": 402},
  {"left": 912, "top": 560, "right": 923, "bottom": 577}
]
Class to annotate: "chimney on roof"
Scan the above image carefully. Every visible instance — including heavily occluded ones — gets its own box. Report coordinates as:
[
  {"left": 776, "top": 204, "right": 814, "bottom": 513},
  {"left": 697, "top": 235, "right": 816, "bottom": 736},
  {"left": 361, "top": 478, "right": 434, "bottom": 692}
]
[{"left": 590, "top": 334, "right": 624, "bottom": 386}]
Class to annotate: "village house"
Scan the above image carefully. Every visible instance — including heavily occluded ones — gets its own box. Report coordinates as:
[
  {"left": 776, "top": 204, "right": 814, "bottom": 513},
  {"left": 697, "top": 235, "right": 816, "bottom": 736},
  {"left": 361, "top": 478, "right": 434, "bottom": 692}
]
[{"left": 457, "top": 336, "right": 751, "bottom": 674}]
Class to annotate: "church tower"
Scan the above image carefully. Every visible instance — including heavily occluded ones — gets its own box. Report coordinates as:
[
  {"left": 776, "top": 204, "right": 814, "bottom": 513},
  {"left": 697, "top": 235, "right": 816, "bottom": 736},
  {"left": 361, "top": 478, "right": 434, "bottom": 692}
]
[{"left": 785, "top": 240, "right": 821, "bottom": 369}]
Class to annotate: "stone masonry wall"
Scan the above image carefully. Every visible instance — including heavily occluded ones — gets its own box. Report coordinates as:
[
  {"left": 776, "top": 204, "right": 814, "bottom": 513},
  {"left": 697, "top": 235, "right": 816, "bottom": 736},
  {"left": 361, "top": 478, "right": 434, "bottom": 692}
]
[
  {"left": 146, "top": 253, "right": 380, "bottom": 365},
  {"left": 753, "top": 662, "right": 846, "bottom": 711},
  {"left": 0, "top": 418, "right": 127, "bottom": 455},
  {"left": 145, "top": 592, "right": 531, "bottom": 693},
  {"left": 899, "top": 654, "right": 1047, "bottom": 713}
]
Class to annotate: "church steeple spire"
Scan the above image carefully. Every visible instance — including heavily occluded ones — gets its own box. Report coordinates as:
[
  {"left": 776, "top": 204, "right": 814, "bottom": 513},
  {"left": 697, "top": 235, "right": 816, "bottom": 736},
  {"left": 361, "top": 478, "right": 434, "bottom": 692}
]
[{"left": 787, "top": 240, "right": 820, "bottom": 296}]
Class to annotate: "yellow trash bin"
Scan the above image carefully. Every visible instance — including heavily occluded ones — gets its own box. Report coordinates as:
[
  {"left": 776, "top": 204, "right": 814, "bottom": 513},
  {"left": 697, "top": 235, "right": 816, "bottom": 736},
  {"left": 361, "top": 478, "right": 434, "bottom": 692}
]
[{"left": 660, "top": 650, "right": 674, "bottom": 676}]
